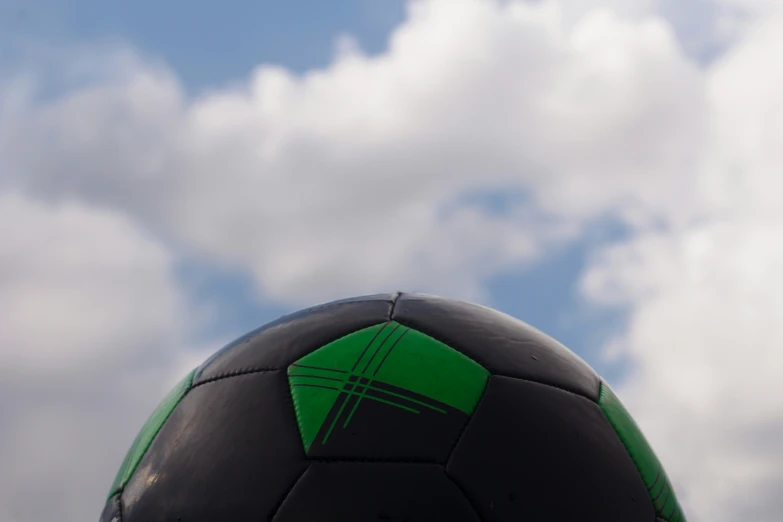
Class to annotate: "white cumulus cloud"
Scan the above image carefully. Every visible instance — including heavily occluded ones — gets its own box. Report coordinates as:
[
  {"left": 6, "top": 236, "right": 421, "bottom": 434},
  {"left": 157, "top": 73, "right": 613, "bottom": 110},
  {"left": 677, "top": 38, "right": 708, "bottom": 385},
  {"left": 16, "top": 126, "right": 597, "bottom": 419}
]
[
  {"left": 0, "top": 193, "right": 212, "bottom": 522},
  {"left": 581, "top": 8, "right": 783, "bottom": 522},
  {"left": 0, "top": 0, "right": 705, "bottom": 305}
]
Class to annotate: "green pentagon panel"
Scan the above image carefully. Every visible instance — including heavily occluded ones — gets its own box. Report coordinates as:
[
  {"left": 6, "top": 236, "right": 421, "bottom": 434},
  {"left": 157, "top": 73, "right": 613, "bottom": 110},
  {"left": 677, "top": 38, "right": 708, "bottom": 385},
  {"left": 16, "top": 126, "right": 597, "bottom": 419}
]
[
  {"left": 107, "top": 368, "right": 197, "bottom": 500},
  {"left": 287, "top": 321, "right": 490, "bottom": 454},
  {"left": 598, "top": 382, "right": 687, "bottom": 522}
]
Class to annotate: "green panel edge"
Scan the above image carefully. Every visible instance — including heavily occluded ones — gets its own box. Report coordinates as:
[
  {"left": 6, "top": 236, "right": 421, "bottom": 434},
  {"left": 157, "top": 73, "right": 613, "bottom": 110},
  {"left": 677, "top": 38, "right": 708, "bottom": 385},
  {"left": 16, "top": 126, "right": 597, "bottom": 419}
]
[
  {"left": 107, "top": 368, "right": 197, "bottom": 500},
  {"left": 598, "top": 381, "right": 687, "bottom": 522}
]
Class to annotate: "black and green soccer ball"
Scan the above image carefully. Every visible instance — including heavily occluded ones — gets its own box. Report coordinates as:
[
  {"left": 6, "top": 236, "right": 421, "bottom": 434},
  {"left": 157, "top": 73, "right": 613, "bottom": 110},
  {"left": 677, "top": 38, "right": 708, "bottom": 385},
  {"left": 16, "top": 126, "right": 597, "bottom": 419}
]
[{"left": 100, "top": 293, "right": 686, "bottom": 522}]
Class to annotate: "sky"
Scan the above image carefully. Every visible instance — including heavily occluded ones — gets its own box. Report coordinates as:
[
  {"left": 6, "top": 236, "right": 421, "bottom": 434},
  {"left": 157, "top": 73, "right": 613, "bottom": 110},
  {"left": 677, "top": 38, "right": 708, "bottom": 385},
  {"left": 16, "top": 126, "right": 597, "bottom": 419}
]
[{"left": 0, "top": 0, "right": 781, "bottom": 521}]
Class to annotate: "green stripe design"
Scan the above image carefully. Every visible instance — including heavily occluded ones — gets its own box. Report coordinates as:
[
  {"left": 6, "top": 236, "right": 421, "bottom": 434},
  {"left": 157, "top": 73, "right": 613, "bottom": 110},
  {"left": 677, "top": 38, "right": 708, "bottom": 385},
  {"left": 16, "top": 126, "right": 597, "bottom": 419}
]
[
  {"left": 288, "top": 321, "right": 489, "bottom": 452},
  {"left": 598, "top": 382, "right": 687, "bottom": 522},
  {"left": 107, "top": 368, "right": 196, "bottom": 500}
]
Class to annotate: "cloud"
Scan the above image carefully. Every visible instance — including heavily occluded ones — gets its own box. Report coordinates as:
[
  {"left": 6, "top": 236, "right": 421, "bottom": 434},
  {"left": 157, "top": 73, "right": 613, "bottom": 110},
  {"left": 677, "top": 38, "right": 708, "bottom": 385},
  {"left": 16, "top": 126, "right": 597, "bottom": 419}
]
[
  {"left": 0, "top": 0, "right": 705, "bottom": 306},
  {"left": 583, "top": 221, "right": 783, "bottom": 522},
  {"left": 580, "top": 8, "right": 783, "bottom": 522},
  {"left": 0, "top": 192, "right": 212, "bottom": 522}
]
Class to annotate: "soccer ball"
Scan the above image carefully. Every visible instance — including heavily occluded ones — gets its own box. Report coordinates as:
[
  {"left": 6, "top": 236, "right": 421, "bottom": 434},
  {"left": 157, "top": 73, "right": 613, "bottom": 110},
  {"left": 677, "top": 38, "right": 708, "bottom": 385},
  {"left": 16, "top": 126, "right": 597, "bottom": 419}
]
[{"left": 100, "top": 293, "right": 686, "bottom": 522}]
